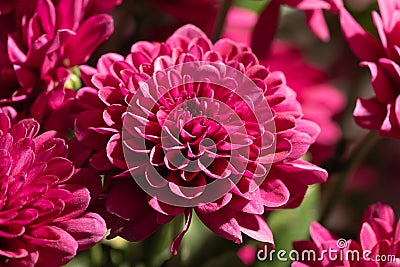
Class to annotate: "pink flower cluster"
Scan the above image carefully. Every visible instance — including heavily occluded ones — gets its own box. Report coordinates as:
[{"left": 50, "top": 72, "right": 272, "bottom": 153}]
[{"left": 293, "top": 203, "right": 400, "bottom": 267}]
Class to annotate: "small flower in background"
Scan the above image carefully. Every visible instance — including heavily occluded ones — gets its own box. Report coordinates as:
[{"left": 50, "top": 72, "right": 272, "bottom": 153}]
[
  {"left": 293, "top": 203, "right": 400, "bottom": 267},
  {"left": 0, "top": 109, "right": 106, "bottom": 266},
  {"left": 75, "top": 24, "right": 328, "bottom": 254},
  {"left": 0, "top": 0, "right": 120, "bottom": 132},
  {"left": 340, "top": 0, "right": 400, "bottom": 139},
  {"left": 237, "top": 244, "right": 258, "bottom": 265}
]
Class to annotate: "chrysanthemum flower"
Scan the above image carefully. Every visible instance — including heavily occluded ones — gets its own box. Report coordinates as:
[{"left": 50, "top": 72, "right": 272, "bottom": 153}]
[
  {"left": 293, "top": 203, "right": 400, "bottom": 267},
  {"left": 0, "top": 110, "right": 106, "bottom": 266},
  {"left": 0, "top": 0, "right": 120, "bottom": 131},
  {"left": 75, "top": 24, "right": 328, "bottom": 254},
  {"left": 340, "top": 0, "right": 400, "bottom": 139}
]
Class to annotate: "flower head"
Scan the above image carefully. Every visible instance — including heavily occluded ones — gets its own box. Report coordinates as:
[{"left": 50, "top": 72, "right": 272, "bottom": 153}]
[
  {"left": 0, "top": 110, "right": 106, "bottom": 266},
  {"left": 340, "top": 0, "right": 400, "bottom": 138},
  {"left": 293, "top": 203, "right": 400, "bottom": 267},
  {"left": 76, "top": 24, "right": 328, "bottom": 254}
]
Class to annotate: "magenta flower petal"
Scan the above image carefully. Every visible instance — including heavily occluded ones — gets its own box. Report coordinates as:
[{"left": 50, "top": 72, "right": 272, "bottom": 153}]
[
  {"left": 63, "top": 14, "right": 114, "bottom": 67},
  {"left": 353, "top": 98, "right": 387, "bottom": 130},
  {"left": 362, "top": 61, "right": 396, "bottom": 103},
  {"left": 116, "top": 213, "right": 169, "bottom": 242},
  {"left": 340, "top": 8, "right": 384, "bottom": 61},
  {"left": 362, "top": 202, "right": 395, "bottom": 226},
  {"left": 309, "top": 222, "right": 336, "bottom": 247},
  {"left": 75, "top": 110, "right": 113, "bottom": 150},
  {"left": 225, "top": 10, "right": 345, "bottom": 163},
  {"left": 275, "top": 160, "right": 328, "bottom": 185},
  {"left": 26, "top": 226, "right": 78, "bottom": 266},
  {"left": 106, "top": 178, "right": 153, "bottom": 221},
  {"left": 360, "top": 223, "right": 379, "bottom": 251},
  {"left": 237, "top": 213, "right": 274, "bottom": 243},
  {"left": 260, "top": 178, "right": 290, "bottom": 207},
  {"left": 251, "top": 1, "right": 281, "bottom": 58},
  {"left": 106, "top": 133, "right": 127, "bottom": 169},
  {"left": 55, "top": 213, "right": 107, "bottom": 250},
  {"left": 305, "top": 10, "right": 330, "bottom": 42},
  {"left": 377, "top": 0, "right": 400, "bottom": 29},
  {"left": 197, "top": 207, "right": 242, "bottom": 244}
]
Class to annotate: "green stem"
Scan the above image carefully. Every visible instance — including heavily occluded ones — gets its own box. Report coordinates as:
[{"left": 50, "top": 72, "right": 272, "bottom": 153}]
[
  {"left": 319, "top": 130, "right": 378, "bottom": 224},
  {"left": 211, "top": 0, "right": 233, "bottom": 42}
]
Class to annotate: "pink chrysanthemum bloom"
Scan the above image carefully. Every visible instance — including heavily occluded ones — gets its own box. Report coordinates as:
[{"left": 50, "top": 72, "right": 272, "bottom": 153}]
[
  {"left": 293, "top": 203, "right": 400, "bottom": 267},
  {"left": 75, "top": 24, "right": 328, "bottom": 254},
  {"left": 0, "top": 0, "right": 120, "bottom": 131},
  {"left": 340, "top": 0, "right": 400, "bottom": 138},
  {"left": 224, "top": 7, "right": 345, "bottom": 163},
  {"left": 0, "top": 111, "right": 106, "bottom": 266}
]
